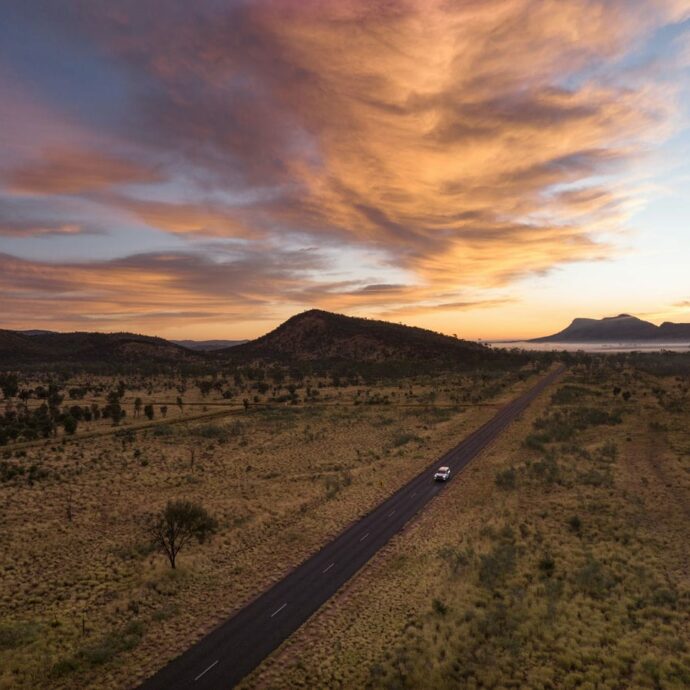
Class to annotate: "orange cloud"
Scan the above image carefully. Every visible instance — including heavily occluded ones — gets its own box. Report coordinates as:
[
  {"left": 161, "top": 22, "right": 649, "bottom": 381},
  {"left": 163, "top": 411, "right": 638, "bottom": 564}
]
[
  {"left": 0, "top": 249, "right": 319, "bottom": 334},
  {"left": 0, "top": 221, "right": 87, "bottom": 237},
  {"left": 6, "top": 148, "right": 162, "bottom": 195},
  {"left": 1, "top": 0, "right": 687, "bottom": 336},
  {"left": 112, "top": 197, "right": 259, "bottom": 239}
]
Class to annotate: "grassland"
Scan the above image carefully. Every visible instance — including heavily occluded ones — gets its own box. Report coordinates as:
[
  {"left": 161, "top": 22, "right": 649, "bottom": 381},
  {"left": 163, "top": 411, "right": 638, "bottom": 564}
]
[
  {"left": 0, "top": 367, "right": 535, "bottom": 689},
  {"left": 238, "top": 360, "right": 689, "bottom": 689}
]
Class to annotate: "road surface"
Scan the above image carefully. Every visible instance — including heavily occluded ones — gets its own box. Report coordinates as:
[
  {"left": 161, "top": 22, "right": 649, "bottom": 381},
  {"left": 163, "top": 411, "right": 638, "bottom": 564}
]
[{"left": 138, "top": 366, "right": 564, "bottom": 690}]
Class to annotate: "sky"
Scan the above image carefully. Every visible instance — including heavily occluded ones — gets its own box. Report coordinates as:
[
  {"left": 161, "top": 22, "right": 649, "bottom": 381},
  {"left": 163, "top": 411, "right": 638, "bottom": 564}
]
[{"left": 1, "top": 0, "right": 689, "bottom": 341}]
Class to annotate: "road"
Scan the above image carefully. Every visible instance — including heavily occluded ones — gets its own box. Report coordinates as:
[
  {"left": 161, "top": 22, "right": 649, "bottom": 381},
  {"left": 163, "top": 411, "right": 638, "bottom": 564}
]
[{"left": 138, "top": 366, "right": 564, "bottom": 690}]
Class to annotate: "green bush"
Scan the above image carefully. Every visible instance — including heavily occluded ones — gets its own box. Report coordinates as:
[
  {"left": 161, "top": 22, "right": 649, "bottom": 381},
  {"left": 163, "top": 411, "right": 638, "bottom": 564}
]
[
  {"left": 0, "top": 621, "right": 39, "bottom": 650},
  {"left": 527, "top": 454, "right": 560, "bottom": 486},
  {"left": 551, "top": 384, "right": 593, "bottom": 405},
  {"left": 392, "top": 432, "right": 421, "bottom": 447},
  {"left": 568, "top": 515, "right": 582, "bottom": 533},
  {"left": 78, "top": 620, "right": 145, "bottom": 667},
  {"left": 193, "top": 420, "right": 244, "bottom": 442},
  {"left": 574, "top": 557, "right": 615, "bottom": 599},
  {"left": 432, "top": 598, "right": 448, "bottom": 615},
  {"left": 478, "top": 542, "right": 517, "bottom": 590},
  {"left": 152, "top": 425, "right": 174, "bottom": 437},
  {"left": 538, "top": 555, "right": 556, "bottom": 578},
  {"left": 531, "top": 406, "right": 622, "bottom": 444},
  {"left": 495, "top": 467, "right": 517, "bottom": 490}
]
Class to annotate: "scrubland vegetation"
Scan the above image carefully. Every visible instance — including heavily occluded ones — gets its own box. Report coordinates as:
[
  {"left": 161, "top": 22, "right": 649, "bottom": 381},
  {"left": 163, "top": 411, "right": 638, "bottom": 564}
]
[
  {"left": 0, "top": 361, "right": 536, "bottom": 689},
  {"left": 238, "top": 355, "right": 690, "bottom": 689},
  {"left": 1, "top": 351, "right": 687, "bottom": 689}
]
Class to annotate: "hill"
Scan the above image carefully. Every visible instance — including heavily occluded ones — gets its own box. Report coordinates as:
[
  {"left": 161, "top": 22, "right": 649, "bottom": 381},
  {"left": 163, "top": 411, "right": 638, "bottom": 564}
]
[
  {"left": 221, "top": 309, "right": 492, "bottom": 367},
  {"left": 532, "top": 314, "right": 690, "bottom": 342},
  {"left": 657, "top": 322, "right": 690, "bottom": 340},
  {"left": 1, "top": 310, "right": 512, "bottom": 371},
  {"left": 0, "top": 330, "right": 201, "bottom": 367}
]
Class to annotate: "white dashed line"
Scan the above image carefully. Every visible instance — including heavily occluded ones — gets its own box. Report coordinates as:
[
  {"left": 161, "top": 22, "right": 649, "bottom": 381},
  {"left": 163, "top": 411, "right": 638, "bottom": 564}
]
[
  {"left": 270, "top": 603, "right": 287, "bottom": 618},
  {"left": 322, "top": 563, "right": 335, "bottom": 574},
  {"left": 387, "top": 509, "right": 395, "bottom": 517},
  {"left": 194, "top": 660, "right": 219, "bottom": 681},
  {"left": 360, "top": 533, "right": 369, "bottom": 542}
]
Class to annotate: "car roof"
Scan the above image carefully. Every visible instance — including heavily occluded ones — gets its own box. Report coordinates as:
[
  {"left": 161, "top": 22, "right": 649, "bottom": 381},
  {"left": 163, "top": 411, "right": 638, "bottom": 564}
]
[{"left": 438, "top": 466, "right": 450, "bottom": 471}]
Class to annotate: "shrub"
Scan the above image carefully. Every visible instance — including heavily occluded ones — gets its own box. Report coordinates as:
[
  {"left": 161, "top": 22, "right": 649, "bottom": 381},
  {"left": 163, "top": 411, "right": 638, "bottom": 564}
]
[
  {"left": 495, "top": 467, "right": 517, "bottom": 490},
  {"left": 152, "top": 603, "right": 180, "bottom": 622},
  {"left": 478, "top": 542, "right": 517, "bottom": 590},
  {"left": 574, "top": 557, "right": 615, "bottom": 598},
  {"left": 78, "top": 620, "right": 145, "bottom": 666},
  {"left": 0, "top": 621, "right": 39, "bottom": 650},
  {"left": 527, "top": 454, "right": 560, "bottom": 486},
  {"left": 538, "top": 555, "right": 556, "bottom": 578},
  {"left": 599, "top": 441, "right": 618, "bottom": 462},
  {"left": 152, "top": 425, "right": 174, "bottom": 437},
  {"left": 438, "top": 546, "right": 472, "bottom": 576},
  {"left": 432, "top": 598, "right": 448, "bottom": 615},
  {"left": 523, "top": 434, "right": 545, "bottom": 452},
  {"left": 392, "top": 432, "right": 421, "bottom": 447},
  {"left": 531, "top": 406, "right": 622, "bottom": 444},
  {"left": 194, "top": 423, "right": 229, "bottom": 440},
  {"left": 578, "top": 467, "right": 613, "bottom": 487},
  {"left": 63, "top": 415, "right": 78, "bottom": 435},
  {"left": 551, "top": 384, "right": 592, "bottom": 405}
]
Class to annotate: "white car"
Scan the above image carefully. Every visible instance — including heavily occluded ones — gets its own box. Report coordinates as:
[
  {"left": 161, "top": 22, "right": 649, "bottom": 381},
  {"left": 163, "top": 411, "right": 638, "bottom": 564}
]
[{"left": 434, "top": 466, "right": 451, "bottom": 482}]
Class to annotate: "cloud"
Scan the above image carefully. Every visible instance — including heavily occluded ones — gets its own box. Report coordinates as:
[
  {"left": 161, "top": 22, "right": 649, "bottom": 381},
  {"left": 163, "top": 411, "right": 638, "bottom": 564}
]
[
  {"left": 111, "top": 196, "right": 259, "bottom": 239},
  {"left": 0, "top": 247, "right": 328, "bottom": 331},
  {"left": 0, "top": 0, "right": 687, "bottom": 332},
  {"left": 0, "top": 196, "right": 101, "bottom": 237},
  {"left": 0, "top": 220, "right": 88, "bottom": 237},
  {"left": 377, "top": 299, "right": 515, "bottom": 320},
  {"left": 5, "top": 148, "right": 163, "bottom": 195}
]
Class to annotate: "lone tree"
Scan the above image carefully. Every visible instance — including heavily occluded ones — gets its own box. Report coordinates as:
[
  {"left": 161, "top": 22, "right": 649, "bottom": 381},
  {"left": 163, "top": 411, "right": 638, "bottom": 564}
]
[{"left": 151, "top": 500, "right": 217, "bottom": 569}]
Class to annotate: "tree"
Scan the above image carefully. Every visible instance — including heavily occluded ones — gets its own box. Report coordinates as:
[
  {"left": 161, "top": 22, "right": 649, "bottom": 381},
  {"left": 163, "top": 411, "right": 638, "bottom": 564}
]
[
  {"left": 143, "top": 404, "right": 154, "bottom": 420},
  {"left": 63, "top": 415, "right": 78, "bottom": 435},
  {"left": 160, "top": 405, "right": 168, "bottom": 418},
  {"left": 134, "top": 397, "right": 143, "bottom": 418},
  {"left": 150, "top": 501, "right": 217, "bottom": 569},
  {"left": 0, "top": 374, "right": 19, "bottom": 399},
  {"left": 197, "top": 380, "right": 213, "bottom": 398},
  {"left": 103, "top": 400, "right": 123, "bottom": 425}
]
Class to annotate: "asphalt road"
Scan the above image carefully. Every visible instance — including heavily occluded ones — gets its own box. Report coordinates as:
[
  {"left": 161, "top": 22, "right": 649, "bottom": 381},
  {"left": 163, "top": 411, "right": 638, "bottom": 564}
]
[{"left": 138, "top": 366, "right": 564, "bottom": 690}]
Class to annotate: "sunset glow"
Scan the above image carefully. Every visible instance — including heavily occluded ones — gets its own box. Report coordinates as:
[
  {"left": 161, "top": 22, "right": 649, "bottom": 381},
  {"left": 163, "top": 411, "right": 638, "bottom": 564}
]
[{"left": 2, "top": 1, "right": 689, "bottom": 339}]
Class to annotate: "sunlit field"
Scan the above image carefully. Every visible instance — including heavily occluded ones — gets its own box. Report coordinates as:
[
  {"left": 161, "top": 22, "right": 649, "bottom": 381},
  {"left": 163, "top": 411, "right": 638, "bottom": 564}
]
[
  {"left": 0, "top": 365, "right": 538, "bottom": 689},
  {"left": 238, "top": 357, "right": 690, "bottom": 689}
]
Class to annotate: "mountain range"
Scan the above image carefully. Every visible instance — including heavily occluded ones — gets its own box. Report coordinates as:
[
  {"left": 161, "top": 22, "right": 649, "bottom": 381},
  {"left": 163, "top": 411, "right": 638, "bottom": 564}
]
[
  {"left": 0, "top": 310, "right": 492, "bottom": 368},
  {"left": 531, "top": 314, "right": 690, "bottom": 342}
]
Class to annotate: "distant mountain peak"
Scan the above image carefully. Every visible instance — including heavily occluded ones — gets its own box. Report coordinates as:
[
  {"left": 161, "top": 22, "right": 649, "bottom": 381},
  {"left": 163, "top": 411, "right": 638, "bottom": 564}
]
[{"left": 532, "top": 314, "right": 690, "bottom": 342}]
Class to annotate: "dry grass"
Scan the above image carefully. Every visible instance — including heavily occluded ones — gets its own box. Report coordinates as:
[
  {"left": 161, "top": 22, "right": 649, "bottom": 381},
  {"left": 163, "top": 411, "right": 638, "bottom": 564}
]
[
  {"left": 0, "top": 369, "right": 532, "bottom": 689},
  {"left": 238, "top": 362, "right": 689, "bottom": 690}
]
